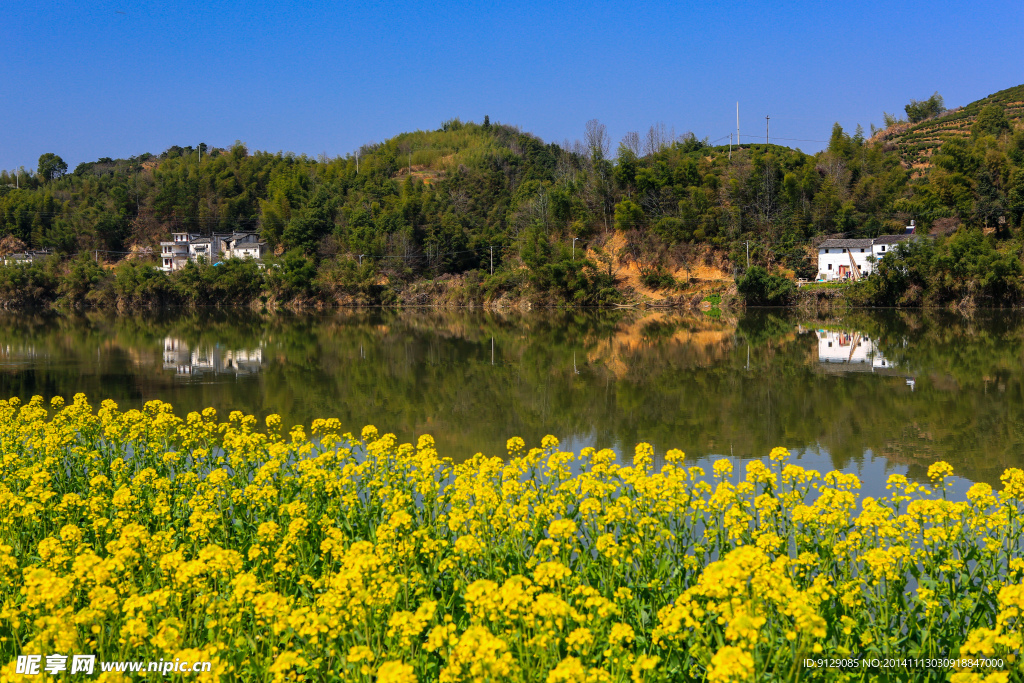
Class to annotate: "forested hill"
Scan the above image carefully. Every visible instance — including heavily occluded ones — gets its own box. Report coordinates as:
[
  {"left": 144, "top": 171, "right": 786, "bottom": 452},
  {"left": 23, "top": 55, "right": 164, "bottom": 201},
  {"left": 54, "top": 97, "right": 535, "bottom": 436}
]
[
  {"left": 873, "top": 84, "right": 1024, "bottom": 170},
  {"left": 1, "top": 86, "right": 1023, "bottom": 308}
]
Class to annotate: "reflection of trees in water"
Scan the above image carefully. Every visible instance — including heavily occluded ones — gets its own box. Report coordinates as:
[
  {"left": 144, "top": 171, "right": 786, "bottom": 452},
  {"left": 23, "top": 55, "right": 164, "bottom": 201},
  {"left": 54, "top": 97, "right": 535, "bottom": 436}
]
[
  {"left": 0, "top": 308, "right": 1023, "bottom": 485},
  {"left": 787, "top": 309, "right": 1024, "bottom": 485}
]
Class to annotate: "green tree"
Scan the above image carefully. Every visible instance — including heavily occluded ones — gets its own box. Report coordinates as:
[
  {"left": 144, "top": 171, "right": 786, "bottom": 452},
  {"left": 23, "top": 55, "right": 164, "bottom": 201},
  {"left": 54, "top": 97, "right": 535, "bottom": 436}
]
[
  {"left": 971, "top": 104, "right": 1011, "bottom": 138},
  {"left": 269, "top": 249, "right": 317, "bottom": 298},
  {"left": 904, "top": 92, "right": 945, "bottom": 123},
  {"left": 614, "top": 144, "right": 639, "bottom": 189},
  {"left": 95, "top": 214, "right": 131, "bottom": 252},
  {"left": 883, "top": 112, "right": 906, "bottom": 128},
  {"left": 57, "top": 253, "right": 107, "bottom": 306},
  {"left": 613, "top": 199, "right": 644, "bottom": 231},
  {"left": 652, "top": 216, "right": 687, "bottom": 244},
  {"left": 283, "top": 186, "right": 335, "bottom": 254},
  {"left": 1008, "top": 169, "right": 1024, "bottom": 229},
  {"left": 37, "top": 153, "right": 67, "bottom": 181},
  {"left": 113, "top": 261, "right": 171, "bottom": 307},
  {"left": 859, "top": 239, "right": 935, "bottom": 306},
  {"left": 828, "top": 123, "right": 852, "bottom": 157},
  {"left": 736, "top": 266, "right": 795, "bottom": 305}
]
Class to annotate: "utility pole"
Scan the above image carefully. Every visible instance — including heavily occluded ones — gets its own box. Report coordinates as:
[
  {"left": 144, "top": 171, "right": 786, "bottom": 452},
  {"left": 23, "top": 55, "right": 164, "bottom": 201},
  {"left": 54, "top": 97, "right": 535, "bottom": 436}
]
[
  {"left": 572, "top": 237, "right": 579, "bottom": 260},
  {"left": 745, "top": 241, "right": 749, "bottom": 270},
  {"left": 766, "top": 116, "right": 770, "bottom": 148},
  {"left": 355, "top": 150, "right": 359, "bottom": 174},
  {"left": 489, "top": 246, "right": 493, "bottom": 275},
  {"left": 358, "top": 254, "right": 364, "bottom": 266}
]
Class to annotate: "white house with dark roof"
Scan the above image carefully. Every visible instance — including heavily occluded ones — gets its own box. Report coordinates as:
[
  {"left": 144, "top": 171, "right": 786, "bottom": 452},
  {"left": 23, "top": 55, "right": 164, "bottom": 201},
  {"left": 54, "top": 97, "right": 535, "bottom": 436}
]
[
  {"left": 160, "top": 232, "right": 195, "bottom": 272},
  {"left": 188, "top": 236, "right": 216, "bottom": 263},
  {"left": 226, "top": 232, "right": 266, "bottom": 260},
  {"left": 816, "top": 231, "right": 914, "bottom": 282},
  {"left": 160, "top": 231, "right": 266, "bottom": 272},
  {"left": 2, "top": 249, "right": 52, "bottom": 267}
]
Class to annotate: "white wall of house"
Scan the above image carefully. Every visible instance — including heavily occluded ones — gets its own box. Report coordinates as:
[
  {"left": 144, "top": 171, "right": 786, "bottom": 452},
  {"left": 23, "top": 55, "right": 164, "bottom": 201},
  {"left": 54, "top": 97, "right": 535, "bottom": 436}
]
[
  {"left": 872, "top": 243, "right": 895, "bottom": 260},
  {"left": 817, "top": 237, "right": 911, "bottom": 281},
  {"left": 159, "top": 241, "right": 189, "bottom": 272},
  {"left": 232, "top": 245, "right": 264, "bottom": 259},
  {"left": 189, "top": 242, "right": 214, "bottom": 262},
  {"left": 817, "top": 246, "right": 875, "bottom": 281}
]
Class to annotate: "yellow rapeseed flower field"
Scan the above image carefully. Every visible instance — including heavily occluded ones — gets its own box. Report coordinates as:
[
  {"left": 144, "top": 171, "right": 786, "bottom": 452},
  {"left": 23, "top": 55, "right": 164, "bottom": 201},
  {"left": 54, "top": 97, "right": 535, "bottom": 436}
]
[{"left": 0, "top": 395, "right": 1022, "bottom": 682}]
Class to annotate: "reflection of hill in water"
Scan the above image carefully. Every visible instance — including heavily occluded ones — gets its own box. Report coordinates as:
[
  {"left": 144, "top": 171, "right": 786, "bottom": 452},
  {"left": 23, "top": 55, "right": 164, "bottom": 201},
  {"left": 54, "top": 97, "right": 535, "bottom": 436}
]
[
  {"left": 585, "top": 312, "right": 737, "bottom": 379},
  {"left": 0, "top": 309, "right": 1023, "bottom": 486}
]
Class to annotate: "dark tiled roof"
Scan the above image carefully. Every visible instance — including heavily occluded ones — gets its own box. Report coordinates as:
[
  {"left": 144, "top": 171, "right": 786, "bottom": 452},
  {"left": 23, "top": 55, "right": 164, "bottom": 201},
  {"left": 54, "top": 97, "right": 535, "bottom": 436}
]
[
  {"left": 819, "top": 235, "right": 913, "bottom": 249},
  {"left": 874, "top": 234, "right": 912, "bottom": 244},
  {"left": 819, "top": 239, "right": 874, "bottom": 249}
]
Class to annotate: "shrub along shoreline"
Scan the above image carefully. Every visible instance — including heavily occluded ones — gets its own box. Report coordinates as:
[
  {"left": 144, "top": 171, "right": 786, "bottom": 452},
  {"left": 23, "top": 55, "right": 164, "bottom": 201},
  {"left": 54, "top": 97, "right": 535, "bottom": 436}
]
[
  {"left": 0, "top": 251, "right": 629, "bottom": 311},
  {"left": 1, "top": 394, "right": 1022, "bottom": 681},
  {"left": 737, "top": 231, "right": 1024, "bottom": 309},
  {"left": 7, "top": 229, "right": 1024, "bottom": 312}
]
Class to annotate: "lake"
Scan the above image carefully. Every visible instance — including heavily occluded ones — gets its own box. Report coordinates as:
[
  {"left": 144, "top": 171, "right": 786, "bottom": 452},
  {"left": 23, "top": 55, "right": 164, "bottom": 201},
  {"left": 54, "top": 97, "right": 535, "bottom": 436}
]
[{"left": 1, "top": 307, "right": 1022, "bottom": 490}]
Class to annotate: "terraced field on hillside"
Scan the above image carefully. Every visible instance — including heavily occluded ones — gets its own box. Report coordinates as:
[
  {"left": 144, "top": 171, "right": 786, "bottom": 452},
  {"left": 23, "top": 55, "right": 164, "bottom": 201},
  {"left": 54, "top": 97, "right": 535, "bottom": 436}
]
[{"left": 872, "top": 84, "right": 1024, "bottom": 173}]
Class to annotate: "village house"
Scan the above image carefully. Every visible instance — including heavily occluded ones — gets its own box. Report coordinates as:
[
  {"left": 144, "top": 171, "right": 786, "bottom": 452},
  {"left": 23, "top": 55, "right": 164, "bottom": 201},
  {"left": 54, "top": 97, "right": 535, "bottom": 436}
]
[
  {"left": 816, "top": 223, "right": 916, "bottom": 281},
  {"left": 160, "top": 232, "right": 193, "bottom": 272},
  {"left": 160, "top": 231, "right": 267, "bottom": 272},
  {"left": 1, "top": 249, "right": 52, "bottom": 267}
]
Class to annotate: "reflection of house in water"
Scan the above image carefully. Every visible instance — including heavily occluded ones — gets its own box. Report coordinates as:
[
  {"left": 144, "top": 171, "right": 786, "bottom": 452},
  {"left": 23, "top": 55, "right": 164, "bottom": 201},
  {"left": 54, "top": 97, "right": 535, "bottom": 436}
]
[
  {"left": 163, "top": 338, "right": 264, "bottom": 377},
  {"left": 0, "top": 344, "right": 43, "bottom": 365},
  {"left": 810, "top": 329, "right": 908, "bottom": 377}
]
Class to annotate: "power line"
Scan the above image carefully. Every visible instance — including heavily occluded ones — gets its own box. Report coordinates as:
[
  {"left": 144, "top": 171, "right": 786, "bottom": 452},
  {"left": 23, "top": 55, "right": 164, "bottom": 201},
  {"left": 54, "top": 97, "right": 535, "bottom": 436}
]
[{"left": 738, "top": 134, "right": 831, "bottom": 144}]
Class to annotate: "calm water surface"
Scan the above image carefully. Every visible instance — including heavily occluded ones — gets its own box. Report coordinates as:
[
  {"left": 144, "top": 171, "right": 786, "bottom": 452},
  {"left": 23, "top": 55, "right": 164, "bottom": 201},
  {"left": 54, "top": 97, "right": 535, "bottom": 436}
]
[{"left": 1, "top": 308, "right": 1022, "bottom": 489}]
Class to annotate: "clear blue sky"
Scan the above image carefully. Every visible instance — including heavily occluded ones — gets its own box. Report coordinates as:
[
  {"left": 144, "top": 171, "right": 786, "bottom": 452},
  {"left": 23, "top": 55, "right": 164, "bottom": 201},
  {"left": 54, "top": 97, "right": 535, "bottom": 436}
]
[{"left": 4, "top": 0, "right": 1022, "bottom": 170}]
